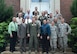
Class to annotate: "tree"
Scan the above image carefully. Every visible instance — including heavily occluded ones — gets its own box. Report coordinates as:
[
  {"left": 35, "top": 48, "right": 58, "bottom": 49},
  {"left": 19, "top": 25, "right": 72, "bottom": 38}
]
[
  {"left": 0, "top": 0, "right": 13, "bottom": 22},
  {"left": 71, "top": 0, "right": 77, "bottom": 17}
]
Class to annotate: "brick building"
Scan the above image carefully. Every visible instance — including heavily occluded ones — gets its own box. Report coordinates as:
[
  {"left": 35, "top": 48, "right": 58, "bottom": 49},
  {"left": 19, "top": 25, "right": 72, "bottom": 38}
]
[{"left": 5, "top": 0, "right": 73, "bottom": 22}]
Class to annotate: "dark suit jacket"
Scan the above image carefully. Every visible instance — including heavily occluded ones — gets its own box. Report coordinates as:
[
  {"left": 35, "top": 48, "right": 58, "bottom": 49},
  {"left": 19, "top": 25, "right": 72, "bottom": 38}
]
[{"left": 17, "top": 23, "right": 27, "bottom": 38}]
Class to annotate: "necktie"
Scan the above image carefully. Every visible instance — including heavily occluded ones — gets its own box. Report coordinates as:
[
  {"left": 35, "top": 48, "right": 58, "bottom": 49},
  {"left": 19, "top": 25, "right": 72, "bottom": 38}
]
[{"left": 14, "top": 22, "right": 17, "bottom": 31}]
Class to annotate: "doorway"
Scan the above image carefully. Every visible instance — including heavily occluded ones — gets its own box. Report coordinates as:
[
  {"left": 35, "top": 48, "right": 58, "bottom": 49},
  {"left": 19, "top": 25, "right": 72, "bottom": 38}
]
[{"left": 30, "top": 0, "right": 50, "bottom": 15}]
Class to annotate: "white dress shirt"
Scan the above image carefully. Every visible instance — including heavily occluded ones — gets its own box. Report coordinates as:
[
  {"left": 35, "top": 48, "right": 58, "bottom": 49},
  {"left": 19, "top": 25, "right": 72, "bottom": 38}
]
[
  {"left": 25, "top": 18, "right": 32, "bottom": 24},
  {"left": 16, "top": 17, "right": 23, "bottom": 25}
]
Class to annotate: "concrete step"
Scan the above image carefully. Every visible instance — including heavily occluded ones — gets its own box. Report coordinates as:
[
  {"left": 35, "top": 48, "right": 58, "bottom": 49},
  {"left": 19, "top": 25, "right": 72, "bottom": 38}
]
[
  {"left": 66, "top": 48, "right": 72, "bottom": 52},
  {"left": 1, "top": 51, "right": 12, "bottom": 54},
  {"left": 6, "top": 43, "right": 29, "bottom": 48},
  {"left": 1, "top": 51, "right": 38, "bottom": 54},
  {"left": 7, "top": 43, "right": 20, "bottom": 47},
  {"left": 54, "top": 52, "right": 74, "bottom": 54},
  {"left": 6, "top": 47, "right": 29, "bottom": 51},
  {"left": 6, "top": 43, "right": 73, "bottom": 51},
  {"left": 6, "top": 46, "right": 72, "bottom": 52},
  {"left": 1, "top": 51, "right": 74, "bottom": 54}
]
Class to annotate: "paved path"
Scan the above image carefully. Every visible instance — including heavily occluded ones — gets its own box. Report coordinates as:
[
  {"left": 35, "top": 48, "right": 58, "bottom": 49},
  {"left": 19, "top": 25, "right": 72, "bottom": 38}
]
[{"left": 1, "top": 44, "right": 74, "bottom": 54}]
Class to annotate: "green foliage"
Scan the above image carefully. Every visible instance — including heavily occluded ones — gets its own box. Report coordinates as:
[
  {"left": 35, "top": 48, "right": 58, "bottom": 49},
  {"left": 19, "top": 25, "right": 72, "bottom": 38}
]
[
  {"left": 0, "top": 22, "right": 9, "bottom": 52},
  {"left": 0, "top": 0, "right": 13, "bottom": 22},
  {"left": 0, "top": 35, "right": 5, "bottom": 47},
  {"left": 0, "top": 0, "right": 13, "bottom": 52},
  {"left": 70, "top": 0, "right": 77, "bottom": 17},
  {"left": 68, "top": 17, "right": 77, "bottom": 53}
]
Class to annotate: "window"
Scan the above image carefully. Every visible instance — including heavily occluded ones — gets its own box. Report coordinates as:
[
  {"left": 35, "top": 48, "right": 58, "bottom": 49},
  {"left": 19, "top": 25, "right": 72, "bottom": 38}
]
[
  {"left": 41, "top": 0, "right": 49, "bottom": 2},
  {"left": 32, "top": 0, "right": 39, "bottom": 2},
  {"left": 32, "top": 0, "right": 49, "bottom": 2}
]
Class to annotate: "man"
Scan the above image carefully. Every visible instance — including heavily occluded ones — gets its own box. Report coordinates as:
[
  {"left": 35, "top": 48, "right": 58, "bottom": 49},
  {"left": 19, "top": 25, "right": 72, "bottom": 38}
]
[
  {"left": 17, "top": 19, "right": 27, "bottom": 54},
  {"left": 44, "top": 10, "right": 49, "bottom": 18},
  {"left": 35, "top": 16, "right": 41, "bottom": 27},
  {"left": 32, "top": 7, "right": 39, "bottom": 15},
  {"left": 40, "top": 19, "right": 51, "bottom": 54},
  {"left": 48, "top": 13, "right": 54, "bottom": 22},
  {"left": 25, "top": 16, "right": 32, "bottom": 44},
  {"left": 33, "top": 11, "right": 39, "bottom": 19},
  {"left": 16, "top": 8, "right": 25, "bottom": 18},
  {"left": 50, "top": 21, "right": 58, "bottom": 53},
  {"left": 27, "top": 17, "right": 40, "bottom": 54},
  {"left": 54, "top": 18, "right": 60, "bottom": 49},
  {"left": 35, "top": 16, "right": 41, "bottom": 50},
  {"left": 25, "top": 16, "right": 32, "bottom": 24},
  {"left": 39, "top": 11, "right": 47, "bottom": 25},
  {"left": 58, "top": 18, "right": 71, "bottom": 53},
  {"left": 16, "top": 13, "right": 23, "bottom": 45},
  {"left": 8, "top": 17, "right": 18, "bottom": 52},
  {"left": 54, "top": 18, "right": 58, "bottom": 27},
  {"left": 57, "top": 15, "right": 63, "bottom": 25},
  {"left": 24, "top": 9, "right": 32, "bottom": 19},
  {"left": 54, "top": 10, "right": 62, "bottom": 18},
  {"left": 47, "top": 19, "right": 51, "bottom": 26},
  {"left": 16, "top": 13, "right": 23, "bottom": 25}
]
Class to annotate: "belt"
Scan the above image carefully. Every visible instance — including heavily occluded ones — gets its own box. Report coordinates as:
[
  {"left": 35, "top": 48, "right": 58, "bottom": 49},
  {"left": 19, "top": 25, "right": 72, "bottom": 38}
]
[{"left": 12, "top": 31, "right": 17, "bottom": 32}]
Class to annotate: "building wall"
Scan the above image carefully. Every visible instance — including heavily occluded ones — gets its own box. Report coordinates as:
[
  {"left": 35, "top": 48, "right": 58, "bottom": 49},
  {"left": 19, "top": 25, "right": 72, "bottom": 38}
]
[
  {"left": 5, "top": 0, "right": 20, "bottom": 16},
  {"left": 5, "top": 0, "right": 73, "bottom": 22},
  {"left": 60, "top": 0, "right": 73, "bottom": 23}
]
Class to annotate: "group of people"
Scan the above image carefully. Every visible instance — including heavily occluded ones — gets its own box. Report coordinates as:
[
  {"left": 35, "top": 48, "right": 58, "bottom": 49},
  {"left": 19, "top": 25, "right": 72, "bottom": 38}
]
[{"left": 8, "top": 7, "right": 71, "bottom": 54}]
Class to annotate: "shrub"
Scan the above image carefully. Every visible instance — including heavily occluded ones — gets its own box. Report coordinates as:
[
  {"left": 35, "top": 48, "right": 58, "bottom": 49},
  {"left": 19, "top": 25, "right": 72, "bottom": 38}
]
[
  {"left": 0, "top": 0, "right": 13, "bottom": 52},
  {"left": 0, "top": 22, "right": 9, "bottom": 52},
  {"left": 70, "top": 0, "right": 77, "bottom": 17},
  {"left": 68, "top": 17, "right": 77, "bottom": 53}
]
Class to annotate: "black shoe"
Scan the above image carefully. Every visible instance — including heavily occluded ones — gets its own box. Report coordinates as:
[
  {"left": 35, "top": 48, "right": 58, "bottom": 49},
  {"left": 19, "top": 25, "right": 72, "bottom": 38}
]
[
  {"left": 10, "top": 50, "right": 13, "bottom": 53},
  {"left": 42, "top": 52, "right": 44, "bottom": 54},
  {"left": 46, "top": 52, "right": 48, "bottom": 54}
]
